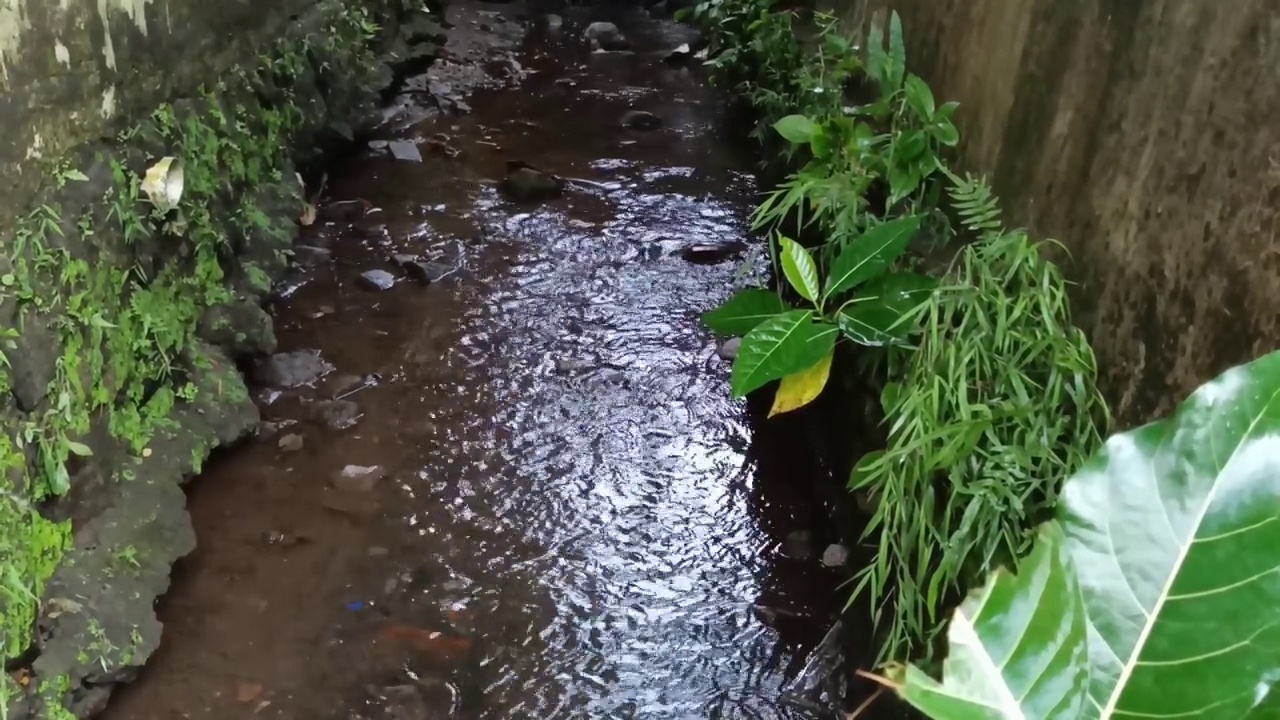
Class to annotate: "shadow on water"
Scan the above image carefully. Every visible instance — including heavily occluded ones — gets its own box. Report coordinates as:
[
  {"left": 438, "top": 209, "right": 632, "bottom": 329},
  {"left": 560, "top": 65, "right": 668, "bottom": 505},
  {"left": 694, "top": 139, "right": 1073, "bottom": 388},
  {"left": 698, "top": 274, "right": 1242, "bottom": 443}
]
[{"left": 103, "top": 4, "right": 891, "bottom": 718}]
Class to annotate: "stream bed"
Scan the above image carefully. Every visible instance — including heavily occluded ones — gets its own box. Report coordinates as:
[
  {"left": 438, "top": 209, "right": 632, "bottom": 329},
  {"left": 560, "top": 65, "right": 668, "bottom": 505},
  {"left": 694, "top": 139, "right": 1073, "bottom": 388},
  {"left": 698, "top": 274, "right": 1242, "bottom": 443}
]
[{"left": 102, "top": 4, "right": 850, "bottom": 718}]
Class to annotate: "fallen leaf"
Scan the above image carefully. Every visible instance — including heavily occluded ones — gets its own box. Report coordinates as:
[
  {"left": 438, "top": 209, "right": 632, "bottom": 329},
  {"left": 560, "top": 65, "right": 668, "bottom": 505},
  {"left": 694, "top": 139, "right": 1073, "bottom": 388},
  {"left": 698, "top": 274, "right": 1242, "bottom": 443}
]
[
  {"left": 769, "top": 350, "right": 834, "bottom": 417},
  {"left": 236, "top": 682, "right": 264, "bottom": 703},
  {"left": 11, "top": 669, "right": 29, "bottom": 687},
  {"left": 299, "top": 202, "right": 318, "bottom": 226}
]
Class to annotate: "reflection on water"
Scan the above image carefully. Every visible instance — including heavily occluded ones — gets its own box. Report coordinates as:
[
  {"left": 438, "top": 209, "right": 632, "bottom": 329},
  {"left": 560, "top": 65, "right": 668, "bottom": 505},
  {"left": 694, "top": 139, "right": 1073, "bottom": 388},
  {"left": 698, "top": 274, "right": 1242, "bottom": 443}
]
[{"left": 102, "top": 5, "right": 848, "bottom": 720}]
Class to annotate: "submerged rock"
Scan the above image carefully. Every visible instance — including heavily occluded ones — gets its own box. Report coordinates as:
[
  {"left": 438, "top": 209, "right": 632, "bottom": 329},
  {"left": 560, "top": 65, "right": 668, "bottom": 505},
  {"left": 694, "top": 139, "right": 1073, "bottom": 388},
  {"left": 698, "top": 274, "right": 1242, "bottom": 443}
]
[
  {"left": 501, "top": 162, "right": 563, "bottom": 202},
  {"left": 821, "top": 543, "right": 849, "bottom": 568},
  {"left": 663, "top": 43, "right": 693, "bottom": 65},
  {"left": 332, "top": 464, "right": 386, "bottom": 494},
  {"left": 545, "top": 14, "right": 563, "bottom": 31},
  {"left": 681, "top": 241, "right": 743, "bottom": 264},
  {"left": 278, "top": 433, "right": 305, "bottom": 452},
  {"left": 783, "top": 530, "right": 814, "bottom": 560},
  {"left": 360, "top": 269, "right": 398, "bottom": 291},
  {"left": 254, "top": 350, "right": 332, "bottom": 388},
  {"left": 584, "top": 21, "right": 628, "bottom": 51},
  {"left": 293, "top": 245, "right": 333, "bottom": 266},
  {"left": 621, "top": 110, "right": 662, "bottom": 131},
  {"left": 311, "top": 399, "right": 362, "bottom": 430},
  {"left": 717, "top": 337, "right": 741, "bottom": 360}
]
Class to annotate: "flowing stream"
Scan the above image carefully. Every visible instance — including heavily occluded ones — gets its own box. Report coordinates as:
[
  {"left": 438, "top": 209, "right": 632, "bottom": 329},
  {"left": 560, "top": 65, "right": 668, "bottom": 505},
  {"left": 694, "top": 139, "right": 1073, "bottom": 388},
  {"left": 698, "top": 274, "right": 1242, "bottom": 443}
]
[{"left": 102, "top": 5, "right": 851, "bottom": 718}]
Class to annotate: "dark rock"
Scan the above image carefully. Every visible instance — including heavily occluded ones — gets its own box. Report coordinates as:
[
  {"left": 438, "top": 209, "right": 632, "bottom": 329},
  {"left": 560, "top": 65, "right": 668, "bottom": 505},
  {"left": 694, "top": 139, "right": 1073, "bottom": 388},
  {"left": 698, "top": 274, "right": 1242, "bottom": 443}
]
[
  {"left": 325, "top": 373, "right": 367, "bottom": 398},
  {"left": 331, "top": 465, "right": 386, "bottom": 494},
  {"left": 621, "top": 110, "right": 662, "bottom": 131},
  {"left": 501, "top": 164, "right": 563, "bottom": 202},
  {"left": 317, "top": 198, "right": 371, "bottom": 223},
  {"left": 197, "top": 300, "right": 277, "bottom": 358},
  {"left": 311, "top": 399, "right": 362, "bottom": 431},
  {"left": 388, "top": 140, "right": 423, "bottom": 162},
  {"left": 717, "top": 337, "right": 741, "bottom": 360},
  {"left": 584, "top": 21, "right": 629, "bottom": 51},
  {"left": 681, "top": 242, "right": 744, "bottom": 264},
  {"left": 783, "top": 530, "right": 814, "bottom": 560},
  {"left": 405, "top": 261, "right": 454, "bottom": 284},
  {"left": 293, "top": 245, "right": 333, "bottom": 266},
  {"left": 360, "top": 269, "right": 398, "bottom": 291},
  {"left": 254, "top": 350, "right": 332, "bottom": 388},
  {"left": 663, "top": 43, "right": 693, "bottom": 65}
]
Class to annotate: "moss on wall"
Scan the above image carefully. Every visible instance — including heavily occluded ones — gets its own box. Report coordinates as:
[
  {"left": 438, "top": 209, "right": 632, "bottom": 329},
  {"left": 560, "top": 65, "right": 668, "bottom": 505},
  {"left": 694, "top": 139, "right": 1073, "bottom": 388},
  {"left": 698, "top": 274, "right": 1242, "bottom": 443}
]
[
  {"left": 0, "top": 0, "right": 441, "bottom": 716},
  {"left": 832, "top": 0, "right": 1280, "bottom": 424}
]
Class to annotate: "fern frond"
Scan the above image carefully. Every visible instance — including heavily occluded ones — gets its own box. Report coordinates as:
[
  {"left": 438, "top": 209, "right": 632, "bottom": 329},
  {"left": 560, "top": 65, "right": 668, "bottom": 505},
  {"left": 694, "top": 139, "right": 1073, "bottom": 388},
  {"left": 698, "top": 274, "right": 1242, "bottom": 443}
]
[{"left": 944, "top": 169, "right": 1003, "bottom": 240}]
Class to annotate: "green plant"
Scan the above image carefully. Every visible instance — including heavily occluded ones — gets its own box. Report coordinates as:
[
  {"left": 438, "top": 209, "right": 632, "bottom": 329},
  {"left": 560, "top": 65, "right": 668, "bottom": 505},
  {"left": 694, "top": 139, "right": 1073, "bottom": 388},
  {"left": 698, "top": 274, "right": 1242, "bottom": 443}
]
[
  {"left": 704, "top": 215, "right": 937, "bottom": 415},
  {"left": 884, "top": 349, "right": 1280, "bottom": 719}
]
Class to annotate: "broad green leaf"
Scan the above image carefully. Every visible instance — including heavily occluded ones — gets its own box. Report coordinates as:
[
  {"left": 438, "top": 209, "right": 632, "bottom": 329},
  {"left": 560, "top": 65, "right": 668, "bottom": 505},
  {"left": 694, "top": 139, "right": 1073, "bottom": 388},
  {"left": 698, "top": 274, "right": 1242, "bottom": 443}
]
[
  {"left": 838, "top": 272, "right": 937, "bottom": 346},
  {"left": 904, "top": 74, "right": 935, "bottom": 118},
  {"left": 890, "top": 524, "right": 1089, "bottom": 720},
  {"left": 701, "top": 289, "right": 787, "bottom": 336},
  {"left": 779, "top": 236, "right": 820, "bottom": 302},
  {"left": 773, "top": 115, "right": 817, "bottom": 144},
  {"left": 931, "top": 118, "right": 960, "bottom": 147},
  {"left": 65, "top": 441, "right": 93, "bottom": 457},
  {"left": 730, "top": 310, "right": 836, "bottom": 398},
  {"left": 891, "top": 349, "right": 1280, "bottom": 719},
  {"left": 768, "top": 350, "right": 833, "bottom": 417},
  {"left": 823, "top": 216, "right": 922, "bottom": 299}
]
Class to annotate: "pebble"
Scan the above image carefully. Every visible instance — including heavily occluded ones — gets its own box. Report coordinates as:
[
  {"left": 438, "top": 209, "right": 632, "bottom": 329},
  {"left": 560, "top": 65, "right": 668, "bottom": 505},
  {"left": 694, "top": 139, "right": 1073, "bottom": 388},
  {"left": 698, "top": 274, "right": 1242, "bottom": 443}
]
[
  {"left": 822, "top": 543, "right": 850, "bottom": 568},
  {"left": 254, "top": 350, "right": 332, "bottom": 389},
  {"left": 278, "top": 433, "right": 305, "bottom": 452},
  {"left": 332, "top": 465, "right": 386, "bottom": 494},
  {"left": 312, "top": 399, "right": 362, "bottom": 430},
  {"left": 717, "top": 337, "right": 741, "bottom": 360},
  {"left": 360, "top": 269, "right": 397, "bottom": 291},
  {"left": 621, "top": 110, "right": 662, "bottom": 131}
]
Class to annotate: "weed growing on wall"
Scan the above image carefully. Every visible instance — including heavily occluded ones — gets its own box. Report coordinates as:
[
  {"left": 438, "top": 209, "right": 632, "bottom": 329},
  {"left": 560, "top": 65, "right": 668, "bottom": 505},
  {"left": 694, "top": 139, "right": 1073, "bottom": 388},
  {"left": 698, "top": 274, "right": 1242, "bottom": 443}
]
[
  {"left": 0, "top": 0, "right": 387, "bottom": 689},
  {"left": 685, "top": 1, "right": 1109, "bottom": 662}
]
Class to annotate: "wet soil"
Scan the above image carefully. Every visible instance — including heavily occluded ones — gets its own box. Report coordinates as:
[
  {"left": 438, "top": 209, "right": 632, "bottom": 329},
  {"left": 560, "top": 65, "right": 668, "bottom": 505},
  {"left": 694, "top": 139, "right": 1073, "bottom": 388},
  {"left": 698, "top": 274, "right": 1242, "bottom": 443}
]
[{"left": 102, "top": 5, "right": 852, "bottom": 719}]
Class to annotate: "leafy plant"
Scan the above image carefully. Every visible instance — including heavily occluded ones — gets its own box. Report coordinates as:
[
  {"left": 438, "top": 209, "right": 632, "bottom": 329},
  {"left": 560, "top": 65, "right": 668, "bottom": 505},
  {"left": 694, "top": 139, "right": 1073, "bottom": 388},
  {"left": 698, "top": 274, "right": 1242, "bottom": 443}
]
[
  {"left": 884, "top": 349, "right": 1280, "bottom": 719},
  {"left": 705, "top": 215, "right": 937, "bottom": 415}
]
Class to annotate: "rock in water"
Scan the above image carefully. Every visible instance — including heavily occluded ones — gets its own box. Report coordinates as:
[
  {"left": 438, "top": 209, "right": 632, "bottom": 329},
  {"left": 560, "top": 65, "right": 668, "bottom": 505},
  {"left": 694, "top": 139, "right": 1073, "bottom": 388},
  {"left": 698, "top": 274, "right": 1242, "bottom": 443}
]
[
  {"left": 254, "top": 350, "right": 332, "bottom": 388},
  {"left": 501, "top": 165, "right": 563, "bottom": 202},
  {"left": 717, "top": 337, "right": 741, "bottom": 360},
  {"left": 545, "top": 14, "right": 563, "bottom": 31},
  {"left": 312, "top": 399, "right": 362, "bottom": 431},
  {"left": 821, "top": 544, "right": 849, "bottom": 568},
  {"left": 621, "top": 110, "right": 662, "bottom": 131},
  {"left": 360, "top": 269, "right": 397, "bottom": 291},
  {"left": 332, "top": 465, "right": 386, "bottom": 494},
  {"left": 681, "top": 241, "right": 744, "bottom": 264},
  {"left": 663, "top": 43, "right": 693, "bottom": 65},
  {"left": 584, "top": 21, "right": 629, "bottom": 51}
]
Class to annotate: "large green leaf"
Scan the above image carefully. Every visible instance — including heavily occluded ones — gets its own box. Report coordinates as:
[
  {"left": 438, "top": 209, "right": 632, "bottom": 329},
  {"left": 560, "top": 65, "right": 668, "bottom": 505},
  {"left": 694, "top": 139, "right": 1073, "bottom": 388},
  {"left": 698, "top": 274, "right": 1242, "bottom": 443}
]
[
  {"left": 701, "top": 289, "right": 787, "bottom": 337},
  {"left": 837, "top": 272, "right": 937, "bottom": 346},
  {"left": 891, "top": 349, "right": 1280, "bottom": 719},
  {"left": 779, "top": 236, "right": 820, "bottom": 303},
  {"left": 774, "top": 114, "right": 817, "bottom": 145},
  {"left": 730, "top": 310, "right": 836, "bottom": 398},
  {"left": 824, "top": 215, "right": 922, "bottom": 299},
  {"left": 890, "top": 525, "right": 1089, "bottom": 719}
]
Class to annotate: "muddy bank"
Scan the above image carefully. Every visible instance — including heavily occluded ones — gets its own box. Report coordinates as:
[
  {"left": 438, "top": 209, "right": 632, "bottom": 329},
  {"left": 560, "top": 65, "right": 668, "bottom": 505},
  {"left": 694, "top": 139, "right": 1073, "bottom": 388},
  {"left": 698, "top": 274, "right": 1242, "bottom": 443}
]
[{"left": 102, "top": 4, "right": 859, "bottom": 720}]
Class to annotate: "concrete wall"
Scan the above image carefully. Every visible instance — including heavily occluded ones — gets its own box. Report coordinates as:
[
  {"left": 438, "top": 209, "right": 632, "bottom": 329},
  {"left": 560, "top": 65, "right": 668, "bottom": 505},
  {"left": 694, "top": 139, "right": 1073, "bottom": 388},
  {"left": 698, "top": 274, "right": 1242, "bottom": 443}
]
[
  {"left": 836, "top": 0, "right": 1280, "bottom": 424},
  {"left": 0, "top": 0, "right": 315, "bottom": 222}
]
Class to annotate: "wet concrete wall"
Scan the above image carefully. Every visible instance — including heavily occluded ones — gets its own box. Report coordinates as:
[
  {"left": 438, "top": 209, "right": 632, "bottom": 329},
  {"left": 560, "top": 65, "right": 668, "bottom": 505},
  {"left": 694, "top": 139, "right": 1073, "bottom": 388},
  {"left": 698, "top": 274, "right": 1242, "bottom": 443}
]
[
  {"left": 832, "top": 0, "right": 1280, "bottom": 424},
  {"left": 0, "top": 0, "right": 316, "bottom": 223}
]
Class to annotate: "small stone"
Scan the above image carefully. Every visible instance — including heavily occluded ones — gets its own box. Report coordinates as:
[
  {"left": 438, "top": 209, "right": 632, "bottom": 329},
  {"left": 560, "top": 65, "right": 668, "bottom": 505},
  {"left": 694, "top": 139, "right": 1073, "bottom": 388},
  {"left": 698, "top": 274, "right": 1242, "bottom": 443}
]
[
  {"left": 681, "top": 242, "right": 743, "bottom": 264},
  {"left": 360, "top": 269, "right": 397, "bottom": 291},
  {"left": 717, "top": 337, "right": 741, "bottom": 360},
  {"left": 312, "top": 399, "right": 362, "bottom": 430},
  {"left": 388, "top": 140, "right": 423, "bottom": 162},
  {"left": 332, "top": 465, "right": 386, "bottom": 494},
  {"left": 621, "top": 110, "right": 662, "bottom": 131},
  {"left": 663, "top": 43, "right": 693, "bottom": 65},
  {"left": 584, "top": 21, "right": 629, "bottom": 51},
  {"left": 368, "top": 546, "right": 390, "bottom": 557},
  {"left": 278, "top": 433, "right": 305, "bottom": 452},
  {"left": 501, "top": 165, "right": 563, "bottom": 202},
  {"left": 822, "top": 543, "right": 850, "bottom": 568},
  {"left": 255, "top": 350, "right": 332, "bottom": 389},
  {"left": 545, "top": 13, "right": 562, "bottom": 30},
  {"left": 404, "top": 261, "right": 453, "bottom": 284}
]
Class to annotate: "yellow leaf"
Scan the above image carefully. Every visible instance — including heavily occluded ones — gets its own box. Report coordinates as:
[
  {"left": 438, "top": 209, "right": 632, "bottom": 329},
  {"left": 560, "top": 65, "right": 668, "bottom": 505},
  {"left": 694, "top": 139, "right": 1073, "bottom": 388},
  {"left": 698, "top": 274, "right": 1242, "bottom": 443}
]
[{"left": 769, "top": 351, "right": 833, "bottom": 417}]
